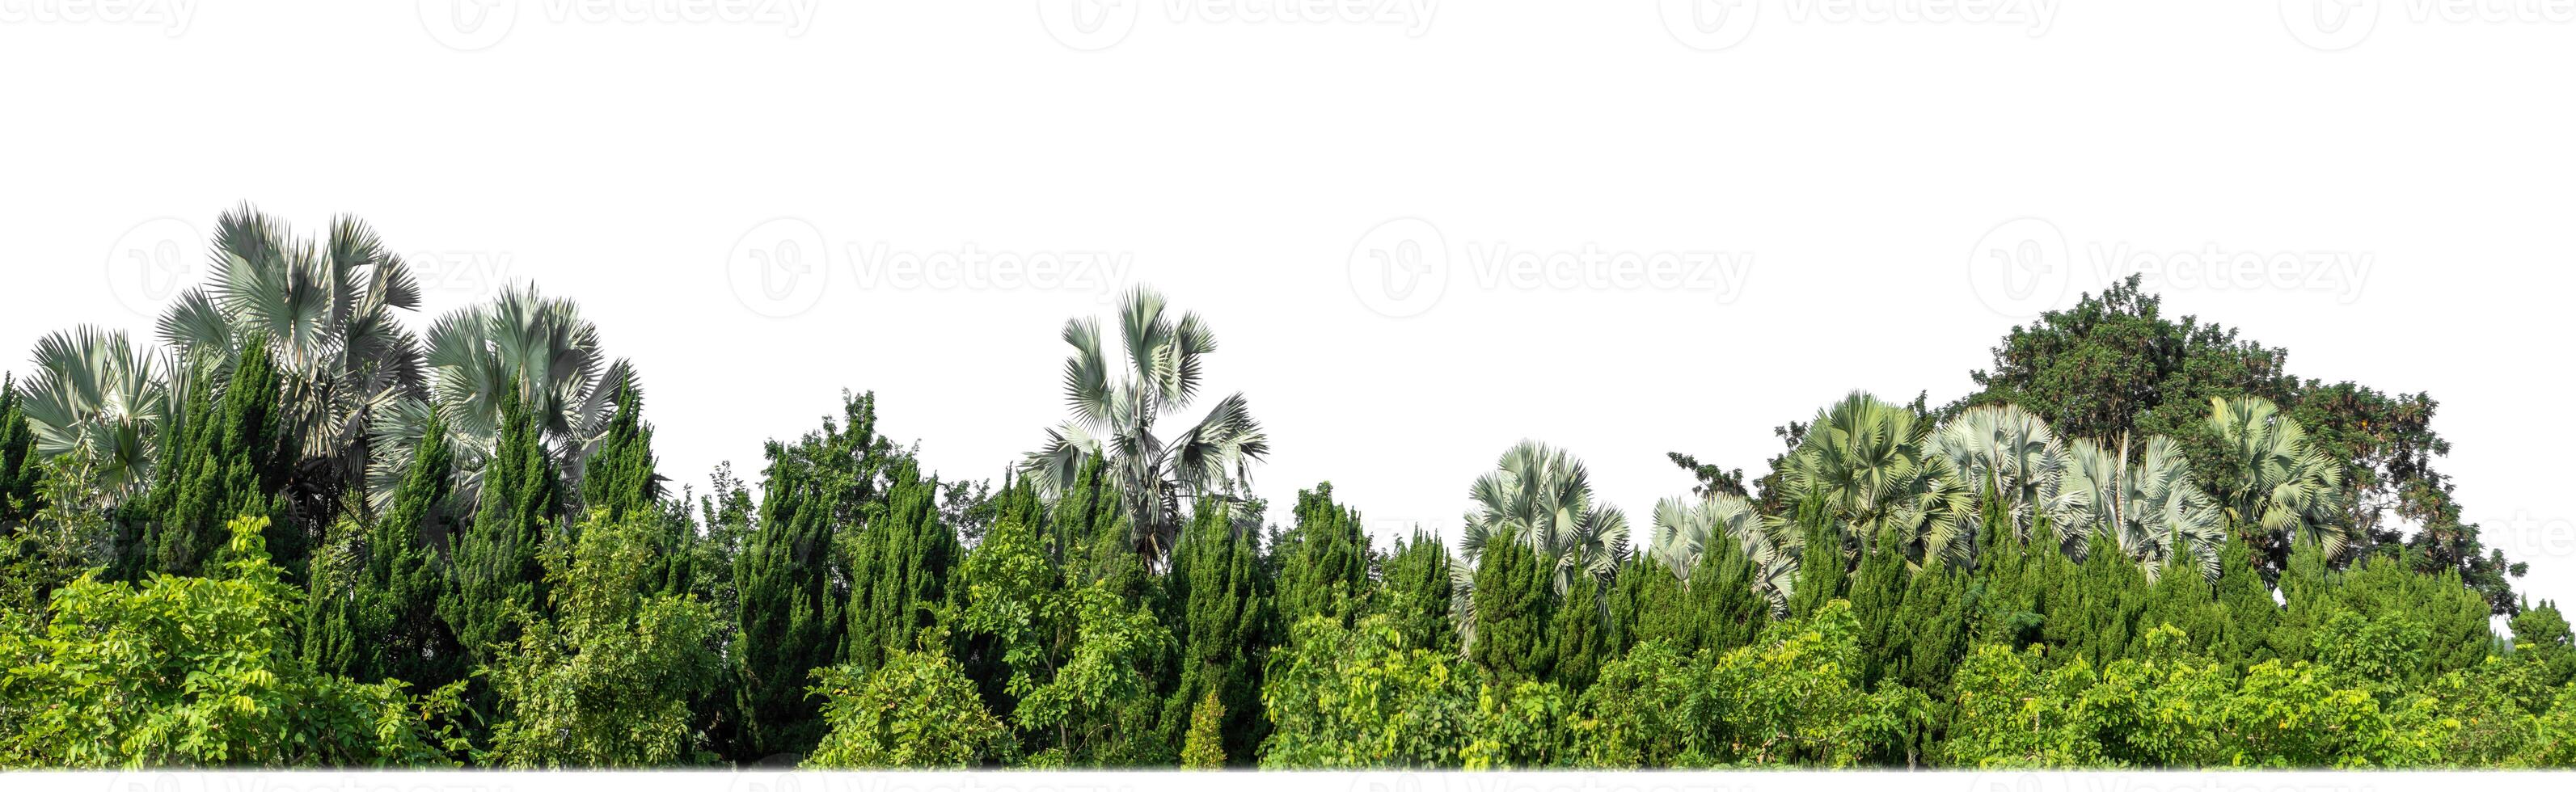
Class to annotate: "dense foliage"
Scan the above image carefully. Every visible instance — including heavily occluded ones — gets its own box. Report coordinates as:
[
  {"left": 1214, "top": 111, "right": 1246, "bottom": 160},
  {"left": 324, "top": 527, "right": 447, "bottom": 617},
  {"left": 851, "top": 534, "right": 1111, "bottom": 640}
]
[{"left": 0, "top": 210, "right": 2563, "bottom": 769}]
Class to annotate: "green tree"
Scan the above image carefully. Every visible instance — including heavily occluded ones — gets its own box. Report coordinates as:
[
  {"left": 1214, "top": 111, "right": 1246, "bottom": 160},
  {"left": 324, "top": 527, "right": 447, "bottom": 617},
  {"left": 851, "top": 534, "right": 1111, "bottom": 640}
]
[
  {"left": 141, "top": 340, "right": 291, "bottom": 579},
  {"left": 303, "top": 412, "right": 466, "bottom": 690},
  {"left": 0, "top": 517, "right": 458, "bottom": 768},
  {"left": 1162, "top": 501, "right": 1269, "bottom": 765},
  {"left": 804, "top": 640, "right": 1013, "bottom": 768},
  {"left": 0, "top": 375, "right": 41, "bottom": 525},
  {"left": 1467, "top": 538, "right": 1553, "bottom": 686},
  {"left": 1275, "top": 482, "right": 1366, "bottom": 629},
  {"left": 484, "top": 512, "right": 724, "bottom": 768},
  {"left": 1178, "top": 692, "right": 1227, "bottom": 769},
  {"left": 842, "top": 457, "right": 958, "bottom": 673},
  {"left": 440, "top": 385, "right": 559, "bottom": 666},
  {"left": 1023, "top": 287, "right": 1270, "bottom": 563},
  {"left": 1375, "top": 529, "right": 1454, "bottom": 653},
  {"left": 733, "top": 392, "right": 889, "bottom": 760},
  {"left": 1258, "top": 613, "right": 1475, "bottom": 768}
]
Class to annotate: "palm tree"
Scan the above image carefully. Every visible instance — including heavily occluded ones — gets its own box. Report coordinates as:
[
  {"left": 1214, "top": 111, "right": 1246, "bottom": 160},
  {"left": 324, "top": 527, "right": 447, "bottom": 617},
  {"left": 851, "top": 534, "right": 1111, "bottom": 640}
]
[
  {"left": 1767, "top": 392, "right": 1975, "bottom": 571},
  {"left": 1930, "top": 402, "right": 2067, "bottom": 544},
  {"left": 1447, "top": 440, "right": 1629, "bottom": 647},
  {"left": 365, "top": 283, "right": 633, "bottom": 511},
  {"left": 2054, "top": 433, "right": 2228, "bottom": 580},
  {"left": 1649, "top": 491, "right": 1792, "bottom": 610},
  {"left": 19, "top": 326, "right": 171, "bottom": 501},
  {"left": 154, "top": 206, "right": 427, "bottom": 513},
  {"left": 1022, "top": 287, "right": 1269, "bottom": 563},
  {"left": 2204, "top": 395, "right": 2354, "bottom": 561}
]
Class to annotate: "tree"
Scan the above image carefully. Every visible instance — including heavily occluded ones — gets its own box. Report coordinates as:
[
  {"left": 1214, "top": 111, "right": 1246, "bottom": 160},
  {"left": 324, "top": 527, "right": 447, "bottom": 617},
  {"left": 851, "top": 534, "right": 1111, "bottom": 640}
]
[
  {"left": 2054, "top": 434, "right": 2228, "bottom": 580},
  {"left": 1467, "top": 538, "right": 1553, "bottom": 685},
  {"left": 733, "top": 392, "right": 890, "bottom": 760},
  {"left": 1930, "top": 402, "right": 2066, "bottom": 545},
  {"left": 17, "top": 326, "right": 170, "bottom": 501},
  {"left": 303, "top": 411, "right": 466, "bottom": 690},
  {"left": 1023, "top": 286, "right": 1270, "bottom": 564},
  {"left": 2205, "top": 395, "right": 2353, "bottom": 562},
  {"left": 140, "top": 339, "right": 290, "bottom": 579},
  {"left": 1769, "top": 393, "right": 1974, "bottom": 570},
  {"left": 484, "top": 512, "right": 724, "bottom": 767},
  {"left": 0, "top": 375, "right": 42, "bottom": 526},
  {"left": 366, "top": 283, "right": 634, "bottom": 513},
  {"left": 153, "top": 206, "right": 428, "bottom": 525},
  {"left": 804, "top": 641, "right": 1014, "bottom": 769},
  {"left": 1179, "top": 692, "right": 1227, "bottom": 769},
  {"left": 0, "top": 517, "right": 458, "bottom": 768},
  {"left": 1162, "top": 500, "right": 1269, "bottom": 765},
  {"left": 1451, "top": 441, "right": 1628, "bottom": 651},
  {"left": 842, "top": 457, "right": 959, "bottom": 673},
  {"left": 1258, "top": 613, "right": 1475, "bottom": 768},
  {"left": 439, "top": 385, "right": 560, "bottom": 667},
  {"left": 1275, "top": 482, "right": 1366, "bottom": 629},
  {"left": 1375, "top": 529, "right": 1455, "bottom": 653}
]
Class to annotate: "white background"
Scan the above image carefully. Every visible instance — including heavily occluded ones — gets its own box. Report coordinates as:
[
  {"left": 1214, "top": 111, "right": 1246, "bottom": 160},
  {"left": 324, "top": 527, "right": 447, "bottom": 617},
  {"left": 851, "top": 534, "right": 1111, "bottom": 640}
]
[{"left": 2, "top": 1, "right": 2572, "bottom": 626}]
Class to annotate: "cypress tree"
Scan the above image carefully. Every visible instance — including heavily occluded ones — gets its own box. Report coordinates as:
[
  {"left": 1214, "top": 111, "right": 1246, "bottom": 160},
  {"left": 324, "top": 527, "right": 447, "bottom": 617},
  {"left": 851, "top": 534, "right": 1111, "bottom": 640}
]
[
  {"left": 1687, "top": 527, "right": 1768, "bottom": 655},
  {"left": 1375, "top": 529, "right": 1454, "bottom": 653},
  {"left": 143, "top": 340, "right": 289, "bottom": 579},
  {"left": 1163, "top": 501, "right": 1269, "bottom": 765},
  {"left": 733, "top": 390, "right": 887, "bottom": 760},
  {"left": 2213, "top": 533, "right": 2278, "bottom": 670},
  {"left": 441, "top": 384, "right": 560, "bottom": 665},
  {"left": 1275, "top": 482, "right": 1366, "bottom": 629},
  {"left": 0, "top": 374, "right": 40, "bottom": 527},
  {"left": 1894, "top": 559, "right": 1971, "bottom": 693},
  {"left": 305, "top": 412, "right": 466, "bottom": 689},
  {"left": 580, "top": 382, "right": 660, "bottom": 525},
  {"left": 1849, "top": 526, "right": 1911, "bottom": 685},
  {"left": 1467, "top": 539, "right": 1552, "bottom": 687},
  {"left": 842, "top": 457, "right": 958, "bottom": 672},
  {"left": 1787, "top": 505, "right": 1847, "bottom": 621},
  {"left": 1548, "top": 570, "right": 1606, "bottom": 691}
]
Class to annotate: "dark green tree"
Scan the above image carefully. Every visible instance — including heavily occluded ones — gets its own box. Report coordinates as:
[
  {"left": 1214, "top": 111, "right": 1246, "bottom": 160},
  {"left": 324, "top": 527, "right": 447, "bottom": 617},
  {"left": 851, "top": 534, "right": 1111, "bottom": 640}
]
[
  {"left": 842, "top": 457, "right": 958, "bottom": 672},
  {"left": 305, "top": 413, "right": 466, "bottom": 691},
  {"left": 1275, "top": 482, "right": 1367, "bottom": 629},
  {"left": 141, "top": 341, "right": 290, "bottom": 579},
  {"left": 1467, "top": 539, "right": 1552, "bottom": 687},
  {"left": 1374, "top": 529, "right": 1454, "bottom": 653},
  {"left": 441, "top": 385, "right": 560, "bottom": 667},
  {"left": 1161, "top": 501, "right": 1269, "bottom": 765},
  {"left": 0, "top": 375, "right": 40, "bottom": 527}
]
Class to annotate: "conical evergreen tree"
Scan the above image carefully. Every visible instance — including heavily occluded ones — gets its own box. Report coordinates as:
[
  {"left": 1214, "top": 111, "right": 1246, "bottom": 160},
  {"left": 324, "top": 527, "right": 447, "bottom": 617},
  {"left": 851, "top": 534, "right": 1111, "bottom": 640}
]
[
  {"left": 142, "top": 340, "right": 291, "bottom": 579},
  {"left": 1788, "top": 505, "right": 1847, "bottom": 621},
  {"left": 1375, "top": 529, "right": 1454, "bottom": 653},
  {"left": 1549, "top": 568, "right": 1607, "bottom": 690},
  {"left": 1468, "top": 538, "right": 1553, "bottom": 687},
  {"left": 1275, "top": 482, "right": 1366, "bottom": 629},
  {"left": 1163, "top": 501, "right": 1270, "bottom": 765},
  {"left": 2212, "top": 533, "right": 2278, "bottom": 670},
  {"left": 0, "top": 374, "right": 40, "bottom": 527},
  {"left": 733, "top": 392, "right": 889, "bottom": 760},
  {"left": 1849, "top": 525, "right": 1911, "bottom": 685},
  {"left": 305, "top": 412, "right": 466, "bottom": 690},
  {"left": 842, "top": 456, "right": 958, "bottom": 672},
  {"left": 441, "top": 384, "right": 561, "bottom": 666}
]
